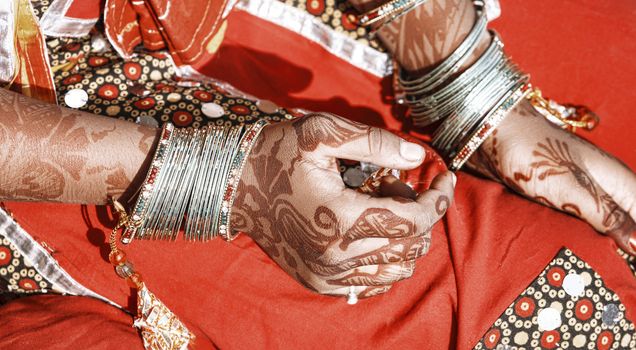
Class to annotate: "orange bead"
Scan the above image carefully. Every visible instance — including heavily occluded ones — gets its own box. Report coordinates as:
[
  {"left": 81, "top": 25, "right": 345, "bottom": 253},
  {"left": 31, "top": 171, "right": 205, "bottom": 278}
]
[
  {"left": 108, "top": 250, "right": 127, "bottom": 266},
  {"left": 127, "top": 272, "right": 143, "bottom": 288}
]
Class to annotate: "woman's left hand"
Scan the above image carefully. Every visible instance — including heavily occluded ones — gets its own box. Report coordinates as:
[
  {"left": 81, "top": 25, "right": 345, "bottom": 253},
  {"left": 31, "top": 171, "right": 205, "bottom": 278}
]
[{"left": 468, "top": 100, "right": 636, "bottom": 254}]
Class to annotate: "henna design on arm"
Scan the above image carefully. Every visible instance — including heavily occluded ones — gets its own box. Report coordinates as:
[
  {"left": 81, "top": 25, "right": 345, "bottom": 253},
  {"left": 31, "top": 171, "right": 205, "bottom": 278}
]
[{"left": 0, "top": 88, "right": 157, "bottom": 204}]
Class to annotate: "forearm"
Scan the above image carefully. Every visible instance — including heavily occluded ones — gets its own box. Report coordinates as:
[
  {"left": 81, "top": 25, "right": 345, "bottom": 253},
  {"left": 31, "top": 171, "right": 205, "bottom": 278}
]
[
  {"left": 350, "top": 0, "right": 488, "bottom": 73},
  {"left": 0, "top": 88, "right": 158, "bottom": 204}
]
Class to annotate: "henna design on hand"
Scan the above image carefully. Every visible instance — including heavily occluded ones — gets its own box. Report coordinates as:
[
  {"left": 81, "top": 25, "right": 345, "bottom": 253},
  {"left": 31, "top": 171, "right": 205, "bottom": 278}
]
[
  {"left": 469, "top": 99, "right": 636, "bottom": 253},
  {"left": 233, "top": 113, "right": 446, "bottom": 296},
  {"left": 531, "top": 138, "right": 600, "bottom": 210},
  {"left": 435, "top": 195, "right": 450, "bottom": 216},
  {"left": 339, "top": 208, "right": 414, "bottom": 248},
  {"left": 293, "top": 113, "right": 369, "bottom": 152}
]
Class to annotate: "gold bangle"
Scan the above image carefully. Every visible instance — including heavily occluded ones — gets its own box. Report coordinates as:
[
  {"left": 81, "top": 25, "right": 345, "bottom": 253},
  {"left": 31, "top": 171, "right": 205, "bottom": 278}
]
[{"left": 526, "top": 87, "right": 599, "bottom": 132}]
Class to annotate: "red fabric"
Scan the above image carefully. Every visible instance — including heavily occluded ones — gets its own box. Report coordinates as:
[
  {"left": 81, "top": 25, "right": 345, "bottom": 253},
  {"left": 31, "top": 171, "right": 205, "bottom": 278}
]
[
  {"left": 4, "top": 1, "right": 636, "bottom": 349},
  {"left": 104, "top": 0, "right": 230, "bottom": 66},
  {"left": 65, "top": 0, "right": 101, "bottom": 19},
  {"left": 0, "top": 295, "right": 144, "bottom": 349}
]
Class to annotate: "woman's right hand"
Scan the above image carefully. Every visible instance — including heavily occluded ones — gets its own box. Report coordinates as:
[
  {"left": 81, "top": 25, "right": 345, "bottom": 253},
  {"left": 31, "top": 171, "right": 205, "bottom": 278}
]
[{"left": 232, "top": 113, "right": 456, "bottom": 299}]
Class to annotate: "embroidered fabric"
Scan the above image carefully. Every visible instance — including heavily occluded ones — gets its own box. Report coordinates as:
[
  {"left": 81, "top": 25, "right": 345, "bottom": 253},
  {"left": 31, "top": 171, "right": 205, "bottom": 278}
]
[
  {"left": 235, "top": 0, "right": 501, "bottom": 77},
  {"left": 474, "top": 248, "right": 635, "bottom": 350},
  {"left": 235, "top": 0, "right": 393, "bottom": 77},
  {"left": 0, "top": 208, "right": 116, "bottom": 306}
]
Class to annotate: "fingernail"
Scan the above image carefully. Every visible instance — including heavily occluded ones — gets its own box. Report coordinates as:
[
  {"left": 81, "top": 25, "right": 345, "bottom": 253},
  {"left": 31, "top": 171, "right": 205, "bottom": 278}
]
[
  {"left": 630, "top": 232, "right": 636, "bottom": 252},
  {"left": 400, "top": 140, "right": 425, "bottom": 162},
  {"left": 450, "top": 172, "right": 457, "bottom": 187}
]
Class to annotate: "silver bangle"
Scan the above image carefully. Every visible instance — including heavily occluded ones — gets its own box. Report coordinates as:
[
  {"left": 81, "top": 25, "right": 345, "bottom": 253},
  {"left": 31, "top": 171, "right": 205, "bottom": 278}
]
[{"left": 121, "top": 120, "right": 268, "bottom": 244}]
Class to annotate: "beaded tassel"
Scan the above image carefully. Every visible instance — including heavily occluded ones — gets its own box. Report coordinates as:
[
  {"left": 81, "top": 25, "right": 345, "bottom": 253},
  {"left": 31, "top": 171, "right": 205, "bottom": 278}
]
[{"left": 110, "top": 200, "right": 194, "bottom": 350}]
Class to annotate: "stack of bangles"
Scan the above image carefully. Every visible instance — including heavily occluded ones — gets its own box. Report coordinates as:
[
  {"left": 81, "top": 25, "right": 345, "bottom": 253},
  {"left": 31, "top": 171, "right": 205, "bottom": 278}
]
[
  {"left": 372, "top": 0, "right": 598, "bottom": 171},
  {"left": 105, "top": 119, "right": 268, "bottom": 349},
  {"left": 386, "top": 1, "right": 531, "bottom": 171},
  {"left": 120, "top": 119, "right": 269, "bottom": 244},
  {"left": 353, "top": 0, "right": 534, "bottom": 170}
]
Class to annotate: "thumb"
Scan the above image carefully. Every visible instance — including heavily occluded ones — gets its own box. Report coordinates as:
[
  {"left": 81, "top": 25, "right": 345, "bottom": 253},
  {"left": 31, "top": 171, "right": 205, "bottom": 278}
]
[{"left": 323, "top": 126, "right": 426, "bottom": 170}]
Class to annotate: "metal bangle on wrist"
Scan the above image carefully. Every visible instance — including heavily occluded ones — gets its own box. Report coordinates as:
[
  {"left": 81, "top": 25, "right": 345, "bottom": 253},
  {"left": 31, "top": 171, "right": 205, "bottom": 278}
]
[
  {"left": 121, "top": 120, "right": 268, "bottom": 244},
  {"left": 353, "top": 0, "right": 429, "bottom": 30},
  {"left": 393, "top": 1, "right": 529, "bottom": 171}
]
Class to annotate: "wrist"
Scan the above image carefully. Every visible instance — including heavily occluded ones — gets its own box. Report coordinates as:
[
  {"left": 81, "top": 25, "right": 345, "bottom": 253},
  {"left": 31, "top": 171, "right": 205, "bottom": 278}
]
[{"left": 376, "top": 0, "right": 482, "bottom": 73}]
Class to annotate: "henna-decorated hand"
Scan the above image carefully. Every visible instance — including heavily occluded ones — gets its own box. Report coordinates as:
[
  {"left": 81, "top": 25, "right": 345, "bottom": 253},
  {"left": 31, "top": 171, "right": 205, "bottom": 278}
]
[
  {"left": 469, "top": 100, "right": 636, "bottom": 254},
  {"left": 232, "top": 113, "right": 456, "bottom": 299}
]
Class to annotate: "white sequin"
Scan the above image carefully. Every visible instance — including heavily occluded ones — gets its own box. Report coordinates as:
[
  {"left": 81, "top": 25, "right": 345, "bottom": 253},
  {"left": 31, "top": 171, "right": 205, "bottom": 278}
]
[
  {"left": 201, "top": 102, "right": 225, "bottom": 118},
  {"left": 572, "top": 334, "right": 586, "bottom": 348},
  {"left": 513, "top": 331, "right": 528, "bottom": 345},
  {"left": 621, "top": 333, "right": 632, "bottom": 347},
  {"left": 64, "top": 89, "right": 88, "bottom": 109},
  {"left": 563, "top": 273, "right": 585, "bottom": 297},
  {"left": 166, "top": 93, "right": 181, "bottom": 103},
  {"left": 537, "top": 308, "right": 561, "bottom": 331},
  {"left": 256, "top": 100, "right": 279, "bottom": 114}
]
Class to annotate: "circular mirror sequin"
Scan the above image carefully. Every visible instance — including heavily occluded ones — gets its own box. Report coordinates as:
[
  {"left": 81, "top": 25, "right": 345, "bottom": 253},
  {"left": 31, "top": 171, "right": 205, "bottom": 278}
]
[
  {"left": 64, "top": 89, "right": 89, "bottom": 109},
  {"left": 602, "top": 303, "right": 620, "bottom": 326},
  {"left": 256, "top": 100, "right": 279, "bottom": 114},
  {"left": 563, "top": 273, "right": 585, "bottom": 297},
  {"left": 201, "top": 102, "right": 225, "bottom": 118},
  {"left": 537, "top": 308, "right": 561, "bottom": 331},
  {"left": 342, "top": 168, "right": 366, "bottom": 188},
  {"left": 136, "top": 116, "right": 159, "bottom": 128}
]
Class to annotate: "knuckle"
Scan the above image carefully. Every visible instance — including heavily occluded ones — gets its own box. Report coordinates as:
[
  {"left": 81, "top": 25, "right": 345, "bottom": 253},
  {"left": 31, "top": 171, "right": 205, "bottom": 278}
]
[
  {"left": 319, "top": 248, "right": 343, "bottom": 267},
  {"left": 367, "top": 127, "right": 384, "bottom": 157}
]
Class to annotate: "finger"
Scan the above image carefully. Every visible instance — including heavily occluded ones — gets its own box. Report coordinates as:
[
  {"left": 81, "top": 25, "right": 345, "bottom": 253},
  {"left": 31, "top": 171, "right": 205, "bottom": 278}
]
[
  {"left": 336, "top": 171, "right": 456, "bottom": 244},
  {"left": 415, "top": 170, "right": 457, "bottom": 221},
  {"left": 303, "top": 234, "right": 429, "bottom": 279},
  {"left": 338, "top": 234, "right": 431, "bottom": 267},
  {"left": 327, "top": 261, "right": 416, "bottom": 287},
  {"left": 318, "top": 121, "right": 426, "bottom": 170},
  {"left": 378, "top": 175, "right": 417, "bottom": 200}
]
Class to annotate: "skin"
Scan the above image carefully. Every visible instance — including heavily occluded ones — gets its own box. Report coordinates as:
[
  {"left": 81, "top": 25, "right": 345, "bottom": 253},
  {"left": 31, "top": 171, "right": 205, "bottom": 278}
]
[
  {"left": 0, "top": 88, "right": 456, "bottom": 299},
  {"left": 0, "top": 88, "right": 156, "bottom": 205},
  {"left": 467, "top": 101, "right": 636, "bottom": 254},
  {"left": 231, "top": 113, "right": 456, "bottom": 297},
  {"left": 2, "top": 0, "right": 633, "bottom": 300},
  {"left": 349, "top": 0, "right": 636, "bottom": 252}
]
